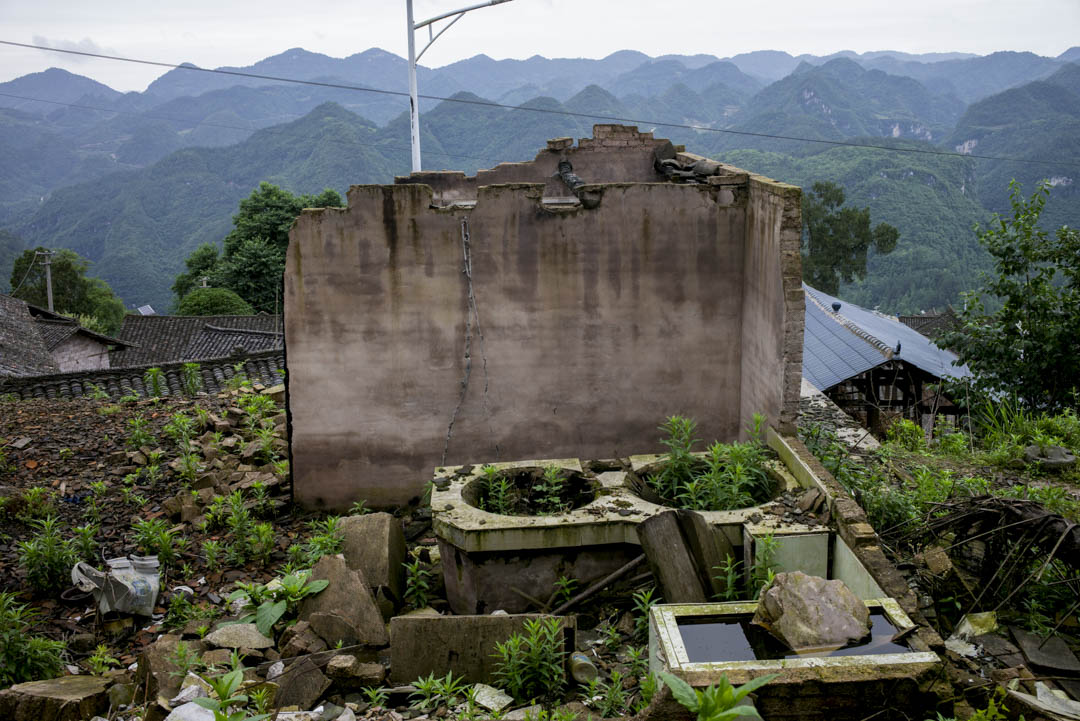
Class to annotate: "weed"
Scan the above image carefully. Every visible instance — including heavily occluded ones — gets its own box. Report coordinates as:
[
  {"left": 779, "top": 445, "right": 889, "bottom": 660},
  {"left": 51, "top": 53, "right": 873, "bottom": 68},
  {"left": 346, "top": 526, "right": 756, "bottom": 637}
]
[
  {"left": 492, "top": 617, "right": 566, "bottom": 703},
  {"left": 272, "top": 459, "right": 289, "bottom": 477},
  {"left": 85, "top": 382, "right": 109, "bottom": 400},
  {"left": 57, "top": 447, "right": 73, "bottom": 460},
  {"left": 714, "top": 554, "right": 743, "bottom": 601},
  {"left": 144, "top": 367, "right": 166, "bottom": 398},
  {"left": 18, "top": 516, "right": 77, "bottom": 593},
  {"left": 87, "top": 644, "right": 120, "bottom": 675},
  {"left": 89, "top": 480, "right": 108, "bottom": 497},
  {"left": 0, "top": 591, "right": 66, "bottom": 684},
  {"left": 250, "top": 482, "right": 272, "bottom": 518},
  {"left": 132, "top": 518, "right": 179, "bottom": 564},
  {"left": 228, "top": 570, "right": 328, "bottom": 637},
  {"left": 553, "top": 575, "right": 577, "bottom": 606},
  {"left": 660, "top": 671, "right": 778, "bottom": 721},
  {"left": 363, "top": 686, "right": 390, "bottom": 707},
  {"left": 168, "top": 640, "right": 205, "bottom": 678},
  {"left": 226, "top": 362, "right": 250, "bottom": 392},
  {"left": 248, "top": 687, "right": 273, "bottom": 715},
  {"left": 193, "top": 665, "right": 269, "bottom": 721},
  {"left": 599, "top": 669, "right": 629, "bottom": 717},
  {"left": 165, "top": 412, "right": 197, "bottom": 451},
  {"left": 349, "top": 499, "right": 371, "bottom": 515},
  {"left": 302, "top": 515, "right": 344, "bottom": 564},
  {"left": 118, "top": 393, "right": 140, "bottom": 403},
  {"left": 537, "top": 465, "right": 568, "bottom": 514},
  {"left": 178, "top": 452, "right": 202, "bottom": 483},
  {"left": 750, "top": 534, "right": 778, "bottom": 598},
  {"left": 479, "top": 464, "right": 514, "bottom": 515},
  {"left": 97, "top": 404, "right": 121, "bottom": 416},
  {"left": 410, "top": 672, "right": 441, "bottom": 711},
  {"left": 404, "top": 556, "right": 432, "bottom": 608},
  {"left": 182, "top": 362, "right": 203, "bottom": 396},
  {"left": 18, "top": 487, "right": 56, "bottom": 521},
  {"left": 252, "top": 522, "right": 275, "bottom": 566},
  {"left": 627, "top": 645, "right": 649, "bottom": 678},
  {"left": 636, "top": 673, "right": 660, "bottom": 712},
  {"left": 632, "top": 586, "right": 659, "bottom": 641},
  {"left": 73, "top": 523, "right": 98, "bottom": 561},
  {"left": 126, "top": 414, "right": 157, "bottom": 449}
]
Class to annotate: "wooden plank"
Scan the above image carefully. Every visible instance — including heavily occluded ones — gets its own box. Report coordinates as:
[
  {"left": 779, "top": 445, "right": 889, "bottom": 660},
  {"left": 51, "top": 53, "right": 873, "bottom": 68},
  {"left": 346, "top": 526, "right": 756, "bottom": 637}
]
[{"left": 636, "top": 510, "right": 709, "bottom": 603}]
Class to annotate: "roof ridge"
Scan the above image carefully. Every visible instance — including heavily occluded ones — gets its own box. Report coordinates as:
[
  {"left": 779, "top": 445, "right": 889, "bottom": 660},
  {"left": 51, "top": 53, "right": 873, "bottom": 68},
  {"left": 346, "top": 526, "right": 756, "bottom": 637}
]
[
  {"left": 805, "top": 288, "right": 893, "bottom": 360},
  {"left": 203, "top": 324, "right": 283, "bottom": 336}
]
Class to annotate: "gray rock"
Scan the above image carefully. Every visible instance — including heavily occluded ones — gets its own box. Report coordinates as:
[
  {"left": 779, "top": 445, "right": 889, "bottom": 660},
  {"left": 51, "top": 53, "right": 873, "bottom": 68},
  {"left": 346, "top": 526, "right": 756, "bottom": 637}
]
[
  {"left": 135, "top": 634, "right": 206, "bottom": 704},
  {"left": 164, "top": 702, "right": 215, "bottom": 721},
  {"left": 751, "top": 571, "right": 871, "bottom": 652},
  {"left": 472, "top": 683, "right": 513, "bottom": 712},
  {"left": 280, "top": 620, "right": 329, "bottom": 658},
  {"left": 267, "top": 660, "right": 286, "bottom": 681},
  {"left": 505, "top": 704, "right": 543, "bottom": 721},
  {"left": 205, "top": 623, "right": 274, "bottom": 650},
  {"left": 1024, "top": 444, "right": 1077, "bottom": 470},
  {"left": 273, "top": 656, "right": 331, "bottom": 710},
  {"left": 325, "top": 654, "right": 386, "bottom": 685},
  {"left": 299, "top": 555, "right": 388, "bottom": 648}
]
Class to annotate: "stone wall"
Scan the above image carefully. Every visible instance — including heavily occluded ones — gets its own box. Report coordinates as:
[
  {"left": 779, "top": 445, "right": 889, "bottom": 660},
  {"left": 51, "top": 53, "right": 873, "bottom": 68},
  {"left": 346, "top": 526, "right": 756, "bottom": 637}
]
[
  {"left": 52, "top": 334, "right": 110, "bottom": 373},
  {"left": 284, "top": 126, "right": 803, "bottom": 509}
]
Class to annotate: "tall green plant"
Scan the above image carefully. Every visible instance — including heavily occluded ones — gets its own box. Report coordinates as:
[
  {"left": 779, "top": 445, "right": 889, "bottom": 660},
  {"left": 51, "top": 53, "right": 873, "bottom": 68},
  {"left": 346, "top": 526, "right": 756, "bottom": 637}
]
[{"left": 659, "top": 672, "right": 778, "bottom": 721}]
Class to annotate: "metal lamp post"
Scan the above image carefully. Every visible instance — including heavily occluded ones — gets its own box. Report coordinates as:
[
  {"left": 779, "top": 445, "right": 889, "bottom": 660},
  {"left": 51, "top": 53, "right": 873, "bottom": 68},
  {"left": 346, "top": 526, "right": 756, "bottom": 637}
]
[{"left": 406, "top": 0, "right": 515, "bottom": 173}]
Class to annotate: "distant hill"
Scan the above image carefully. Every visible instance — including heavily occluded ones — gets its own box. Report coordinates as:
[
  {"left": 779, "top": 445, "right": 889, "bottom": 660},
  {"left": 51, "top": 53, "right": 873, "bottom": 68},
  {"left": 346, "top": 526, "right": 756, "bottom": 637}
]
[
  {"left": 723, "top": 142, "right": 990, "bottom": 313},
  {"left": 0, "top": 67, "right": 120, "bottom": 111},
  {"left": 708, "top": 58, "right": 964, "bottom": 153},
  {"left": 863, "top": 51, "right": 1065, "bottom": 102},
  {"left": 946, "top": 63, "right": 1080, "bottom": 231},
  {"left": 12, "top": 103, "right": 399, "bottom": 308}
]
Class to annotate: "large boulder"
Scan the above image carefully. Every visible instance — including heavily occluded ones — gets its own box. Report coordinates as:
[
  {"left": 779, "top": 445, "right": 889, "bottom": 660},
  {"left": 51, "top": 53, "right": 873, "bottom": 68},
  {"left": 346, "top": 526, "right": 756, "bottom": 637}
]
[
  {"left": 341, "top": 513, "right": 407, "bottom": 619},
  {"left": 751, "top": 571, "right": 871, "bottom": 652},
  {"left": 298, "top": 555, "right": 388, "bottom": 648},
  {"left": 0, "top": 675, "right": 111, "bottom": 721}
]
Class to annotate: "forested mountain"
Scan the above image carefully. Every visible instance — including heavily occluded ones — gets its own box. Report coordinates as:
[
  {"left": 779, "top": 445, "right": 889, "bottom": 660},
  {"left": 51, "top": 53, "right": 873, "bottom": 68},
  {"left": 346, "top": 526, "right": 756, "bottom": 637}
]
[{"left": 2, "top": 45, "right": 1076, "bottom": 315}]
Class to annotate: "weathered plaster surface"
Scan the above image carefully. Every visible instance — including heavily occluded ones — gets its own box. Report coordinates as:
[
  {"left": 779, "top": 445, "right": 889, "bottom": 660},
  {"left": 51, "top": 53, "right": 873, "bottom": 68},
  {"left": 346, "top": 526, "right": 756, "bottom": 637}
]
[{"left": 285, "top": 126, "right": 803, "bottom": 509}]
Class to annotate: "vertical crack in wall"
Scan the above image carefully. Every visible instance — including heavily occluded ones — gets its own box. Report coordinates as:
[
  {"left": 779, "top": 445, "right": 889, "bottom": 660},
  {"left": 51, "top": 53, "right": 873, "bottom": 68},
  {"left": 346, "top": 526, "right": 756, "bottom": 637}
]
[{"left": 442, "top": 216, "right": 496, "bottom": 465}]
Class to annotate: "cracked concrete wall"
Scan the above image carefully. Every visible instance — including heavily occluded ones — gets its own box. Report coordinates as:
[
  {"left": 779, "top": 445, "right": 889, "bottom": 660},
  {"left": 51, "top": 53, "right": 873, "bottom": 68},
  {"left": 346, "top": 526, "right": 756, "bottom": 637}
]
[{"left": 284, "top": 127, "right": 803, "bottom": 509}]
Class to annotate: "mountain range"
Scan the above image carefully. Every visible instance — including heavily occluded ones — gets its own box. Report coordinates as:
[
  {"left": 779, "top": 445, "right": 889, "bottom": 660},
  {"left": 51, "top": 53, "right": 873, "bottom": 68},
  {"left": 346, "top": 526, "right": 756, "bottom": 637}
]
[{"left": 1, "top": 45, "right": 1078, "bottom": 311}]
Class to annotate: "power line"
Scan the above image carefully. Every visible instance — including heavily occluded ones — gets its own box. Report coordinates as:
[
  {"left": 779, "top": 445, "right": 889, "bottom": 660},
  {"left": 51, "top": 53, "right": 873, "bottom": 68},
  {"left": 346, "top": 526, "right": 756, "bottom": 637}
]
[
  {"left": 0, "top": 90, "right": 501, "bottom": 165},
  {"left": 3, "top": 38, "right": 1080, "bottom": 169}
]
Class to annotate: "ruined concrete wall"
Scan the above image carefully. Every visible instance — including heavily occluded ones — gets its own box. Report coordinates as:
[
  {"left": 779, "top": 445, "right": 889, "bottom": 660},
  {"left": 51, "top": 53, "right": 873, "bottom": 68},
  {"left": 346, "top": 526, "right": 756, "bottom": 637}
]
[
  {"left": 740, "top": 176, "right": 804, "bottom": 434},
  {"left": 52, "top": 335, "right": 110, "bottom": 373},
  {"left": 285, "top": 127, "right": 802, "bottom": 509}
]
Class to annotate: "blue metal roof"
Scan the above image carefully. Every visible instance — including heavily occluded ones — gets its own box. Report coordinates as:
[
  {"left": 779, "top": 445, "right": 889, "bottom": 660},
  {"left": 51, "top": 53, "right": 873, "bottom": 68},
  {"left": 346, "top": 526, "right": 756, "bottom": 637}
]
[{"left": 802, "top": 283, "right": 970, "bottom": 391}]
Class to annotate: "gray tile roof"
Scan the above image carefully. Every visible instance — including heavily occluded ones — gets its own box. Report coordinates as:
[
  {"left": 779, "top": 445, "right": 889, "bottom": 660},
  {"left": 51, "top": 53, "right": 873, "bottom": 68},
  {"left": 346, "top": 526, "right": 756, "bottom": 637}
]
[
  {"left": 802, "top": 283, "right": 970, "bottom": 391},
  {"left": 110, "top": 314, "right": 282, "bottom": 366},
  {"left": 0, "top": 294, "right": 59, "bottom": 377},
  {"left": 0, "top": 350, "right": 285, "bottom": 400}
]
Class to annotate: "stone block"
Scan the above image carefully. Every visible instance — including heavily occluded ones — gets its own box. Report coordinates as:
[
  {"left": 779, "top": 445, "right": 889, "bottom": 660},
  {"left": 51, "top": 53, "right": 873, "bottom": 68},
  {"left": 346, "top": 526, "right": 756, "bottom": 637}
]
[
  {"left": 340, "top": 513, "right": 407, "bottom": 615},
  {"left": 0, "top": 675, "right": 111, "bottom": 721},
  {"left": 272, "top": 656, "right": 330, "bottom": 710},
  {"left": 298, "top": 555, "right": 388, "bottom": 648},
  {"left": 135, "top": 634, "right": 206, "bottom": 705},
  {"left": 389, "top": 613, "right": 574, "bottom": 684}
]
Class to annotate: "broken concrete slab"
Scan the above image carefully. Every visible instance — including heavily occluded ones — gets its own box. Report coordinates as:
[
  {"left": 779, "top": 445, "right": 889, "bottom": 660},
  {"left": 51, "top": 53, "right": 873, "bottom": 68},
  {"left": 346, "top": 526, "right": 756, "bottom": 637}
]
[
  {"left": 164, "top": 701, "right": 214, "bottom": 721},
  {"left": 340, "top": 513, "right": 407, "bottom": 618},
  {"left": 636, "top": 510, "right": 735, "bottom": 602},
  {"left": 473, "top": 683, "right": 514, "bottom": 712},
  {"left": 1011, "top": 627, "right": 1080, "bottom": 673},
  {"left": 135, "top": 634, "right": 206, "bottom": 704},
  {"left": 389, "top": 613, "right": 574, "bottom": 684},
  {"left": 752, "top": 571, "right": 871, "bottom": 652},
  {"left": 298, "top": 555, "right": 388, "bottom": 648},
  {"left": 0, "top": 674, "right": 111, "bottom": 721}
]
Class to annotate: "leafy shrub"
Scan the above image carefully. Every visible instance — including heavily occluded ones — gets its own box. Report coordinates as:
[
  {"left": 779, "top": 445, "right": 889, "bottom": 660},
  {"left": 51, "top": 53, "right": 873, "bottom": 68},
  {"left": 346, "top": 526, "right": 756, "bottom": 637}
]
[
  {"left": 404, "top": 557, "right": 432, "bottom": 608},
  {"left": 178, "top": 287, "right": 255, "bottom": 316},
  {"left": 0, "top": 591, "right": 66, "bottom": 685},
  {"left": 659, "top": 671, "right": 777, "bottom": 721},
  {"left": 144, "top": 367, "right": 166, "bottom": 398},
  {"left": 126, "top": 414, "right": 157, "bottom": 449},
  {"left": 493, "top": 617, "right": 566, "bottom": 703},
  {"left": 181, "top": 362, "right": 203, "bottom": 396},
  {"left": 885, "top": 418, "right": 926, "bottom": 452}
]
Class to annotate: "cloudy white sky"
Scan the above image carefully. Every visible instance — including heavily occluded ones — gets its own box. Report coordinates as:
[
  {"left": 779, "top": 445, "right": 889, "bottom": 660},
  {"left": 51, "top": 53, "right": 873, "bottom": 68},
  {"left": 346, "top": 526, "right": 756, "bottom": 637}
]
[{"left": 2, "top": 0, "right": 1078, "bottom": 91}]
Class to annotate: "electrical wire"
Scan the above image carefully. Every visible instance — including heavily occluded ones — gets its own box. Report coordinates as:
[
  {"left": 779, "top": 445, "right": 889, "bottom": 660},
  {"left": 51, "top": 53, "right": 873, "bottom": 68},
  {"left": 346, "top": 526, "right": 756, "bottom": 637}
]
[
  {"left": 4, "top": 39, "right": 1080, "bottom": 169},
  {"left": 0, "top": 91, "right": 502, "bottom": 165},
  {"left": 9, "top": 253, "right": 37, "bottom": 296}
]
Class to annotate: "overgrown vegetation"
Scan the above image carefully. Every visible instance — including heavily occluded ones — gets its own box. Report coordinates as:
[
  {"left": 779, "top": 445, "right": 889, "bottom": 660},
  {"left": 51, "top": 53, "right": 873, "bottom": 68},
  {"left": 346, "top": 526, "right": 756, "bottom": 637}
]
[
  {"left": 474, "top": 464, "right": 594, "bottom": 516},
  {"left": 647, "top": 414, "right": 776, "bottom": 511}
]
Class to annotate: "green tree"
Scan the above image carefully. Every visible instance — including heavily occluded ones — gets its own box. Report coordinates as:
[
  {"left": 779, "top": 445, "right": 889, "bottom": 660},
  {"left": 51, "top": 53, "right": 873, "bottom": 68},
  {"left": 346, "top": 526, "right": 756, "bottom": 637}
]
[
  {"left": 177, "top": 287, "right": 255, "bottom": 316},
  {"left": 173, "top": 182, "right": 342, "bottom": 313},
  {"left": 171, "top": 243, "right": 220, "bottom": 302},
  {"left": 943, "top": 180, "right": 1080, "bottom": 411},
  {"left": 9, "top": 248, "right": 125, "bottom": 334},
  {"left": 801, "top": 181, "right": 900, "bottom": 294}
]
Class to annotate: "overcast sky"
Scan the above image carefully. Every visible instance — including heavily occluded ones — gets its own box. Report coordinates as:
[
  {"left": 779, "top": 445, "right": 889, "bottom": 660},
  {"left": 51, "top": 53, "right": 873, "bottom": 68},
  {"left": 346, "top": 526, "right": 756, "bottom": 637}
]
[{"left": 2, "top": 0, "right": 1078, "bottom": 91}]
